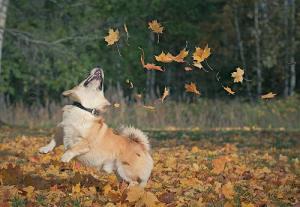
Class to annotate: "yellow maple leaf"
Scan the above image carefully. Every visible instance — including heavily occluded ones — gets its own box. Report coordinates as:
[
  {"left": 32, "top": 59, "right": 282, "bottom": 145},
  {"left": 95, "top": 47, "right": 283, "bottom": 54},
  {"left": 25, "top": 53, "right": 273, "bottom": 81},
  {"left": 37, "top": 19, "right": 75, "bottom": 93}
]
[
  {"left": 148, "top": 20, "right": 164, "bottom": 34},
  {"left": 126, "top": 186, "right": 144, "bottom": 202},
  {"left": 261, "top": 92, "right": 276, "bottom": 99},
  {"left": 185, "top": 82, "right": 200, "bottom": 95},
  {"left": 231, "top": 67, "right": 244, "bottom": 83},
  {"left": 191, "top": 146, "right": 200, "bottom": 153},
  {"left": 72, "top": 183, "right": 81, "bottom": 194},
  {"left": 222, "top": 182, "right": 235, "bottom": 200},
  {"left": 155, "top": 52, "right": 174, "bottom": 63},
  {"left": 113, "top": 103, "right": 120, "bottom": 108},
  {"left": 192, "top": 45, "right": 211, "bottom": 63},
  {"left": 223, "top": 86, "right": 235, "bottom": 95},
  {"left": 173, "top": 49, "right": 189, "bottom": 62},
  {"left": 161, "top": 87, "right": 169, "bottom": 102},
  {"left": 104, "top": 29, "right": 120, "bottom": 46}
]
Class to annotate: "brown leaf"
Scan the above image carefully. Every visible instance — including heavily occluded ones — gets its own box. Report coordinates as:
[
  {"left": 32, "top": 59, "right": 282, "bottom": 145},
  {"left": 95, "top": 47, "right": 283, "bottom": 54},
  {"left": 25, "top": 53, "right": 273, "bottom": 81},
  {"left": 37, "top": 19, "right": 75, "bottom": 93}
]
[
  {"left": 140, "top": 48, "right": 164, "bottom": 71},
  {"left": 158, "top": 192, "right": 175, "bottom": 204},
  {"left": 185, "top": 82, "right": 200, "bottom": 95},
  {"left": 148, "top": 20, "right": 164, "bottom": 34},
  {"left": 173, "top": 49, "right": 189, "bottom": 62}
]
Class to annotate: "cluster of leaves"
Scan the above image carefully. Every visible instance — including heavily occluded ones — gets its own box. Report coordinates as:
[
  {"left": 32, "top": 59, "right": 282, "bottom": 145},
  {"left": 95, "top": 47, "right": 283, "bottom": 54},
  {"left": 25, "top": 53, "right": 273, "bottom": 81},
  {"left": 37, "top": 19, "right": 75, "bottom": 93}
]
[
  {"left": 0, "top": 129, "right": 299, "bottom": 206},
  {"left": 104, "top": 20, "right": 277, "bottom": 105}
]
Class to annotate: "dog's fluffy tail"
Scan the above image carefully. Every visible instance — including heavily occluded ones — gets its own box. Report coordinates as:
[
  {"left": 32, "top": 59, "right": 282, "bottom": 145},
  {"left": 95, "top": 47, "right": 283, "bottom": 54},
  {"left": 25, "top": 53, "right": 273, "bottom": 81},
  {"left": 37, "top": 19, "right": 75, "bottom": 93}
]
[{"left": 118, "top": 126, "right": 150, "bottom": 151}]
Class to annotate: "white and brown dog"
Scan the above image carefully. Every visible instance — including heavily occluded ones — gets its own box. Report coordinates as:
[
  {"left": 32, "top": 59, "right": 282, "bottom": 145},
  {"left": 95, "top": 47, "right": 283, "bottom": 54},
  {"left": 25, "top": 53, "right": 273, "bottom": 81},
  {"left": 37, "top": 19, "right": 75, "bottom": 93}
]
[{"left": 39, "top": 67, "right": 153, "bottom": 187}]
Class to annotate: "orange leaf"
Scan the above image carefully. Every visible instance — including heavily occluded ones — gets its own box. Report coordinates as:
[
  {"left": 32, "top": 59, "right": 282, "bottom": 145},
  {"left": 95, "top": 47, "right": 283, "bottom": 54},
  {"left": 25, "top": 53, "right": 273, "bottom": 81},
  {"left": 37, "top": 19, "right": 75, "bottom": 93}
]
[
  {"left": 231, "top": 67, "right": 244, "bottom": 83},
  {"left": 140, "top": 48, "right": 164, "bottom": 71},
  {"left": 212, "top": 156, "right": 228, "bottom": 174},
  {"left": 261, "top": 92, "right": 276, "bottom": 99},
  {"left": 222, "top": 182, "right": 235, "bottom": 200},
  {"left": 192, "top": 45, "right": 211, "bottom": 63},
  {"left": 172, "top": 49, "right": 189, "bottom": 62},
  {"left": 148, "top": 20, "right": 164, "bottom": 34},
  {"left": 223, "top": 86, "right": 235, "bottom": 95},
  {"left": 155, "top": 52, "right": 174, "bottom": 63},
  {"left": 104, "top": 29, "right": 120, "bottom": 46},
  {"left": 185, "top": 82, "right": 200, "bottom": 95}
]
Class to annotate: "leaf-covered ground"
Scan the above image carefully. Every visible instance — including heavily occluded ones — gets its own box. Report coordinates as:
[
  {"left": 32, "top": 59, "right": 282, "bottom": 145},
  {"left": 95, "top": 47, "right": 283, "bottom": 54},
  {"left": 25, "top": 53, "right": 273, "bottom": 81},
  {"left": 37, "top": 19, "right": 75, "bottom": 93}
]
[{"left": 0, "top": 127, "right": 299, "bottom": 207}]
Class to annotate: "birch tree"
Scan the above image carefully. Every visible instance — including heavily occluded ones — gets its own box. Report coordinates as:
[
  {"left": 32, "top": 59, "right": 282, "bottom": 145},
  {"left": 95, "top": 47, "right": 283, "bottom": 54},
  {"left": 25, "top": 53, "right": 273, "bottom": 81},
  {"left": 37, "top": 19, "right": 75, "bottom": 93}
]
[{"left": 0, "top": 0, "right": 8, "bottom": 80}]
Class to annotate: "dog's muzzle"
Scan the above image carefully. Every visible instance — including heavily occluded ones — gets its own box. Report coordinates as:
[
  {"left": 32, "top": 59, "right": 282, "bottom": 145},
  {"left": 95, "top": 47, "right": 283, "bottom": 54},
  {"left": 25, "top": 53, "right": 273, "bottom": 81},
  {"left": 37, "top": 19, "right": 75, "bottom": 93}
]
[{"left": 84, "top": 67, "right": 104, "bottom": 90}]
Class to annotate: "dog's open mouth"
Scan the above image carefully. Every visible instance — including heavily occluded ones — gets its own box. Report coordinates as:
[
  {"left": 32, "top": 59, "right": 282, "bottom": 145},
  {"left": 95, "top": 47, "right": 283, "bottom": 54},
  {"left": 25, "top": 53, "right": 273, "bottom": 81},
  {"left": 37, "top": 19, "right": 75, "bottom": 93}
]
[{"left": 83, "top": 67, "right": 103, "bottom": 90}]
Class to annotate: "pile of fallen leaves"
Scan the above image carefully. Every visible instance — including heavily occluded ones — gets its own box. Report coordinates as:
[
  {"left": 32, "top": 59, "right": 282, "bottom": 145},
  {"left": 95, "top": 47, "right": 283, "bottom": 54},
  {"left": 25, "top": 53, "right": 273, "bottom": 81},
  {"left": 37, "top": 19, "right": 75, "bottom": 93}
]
[{"left": 0, "top": 128, "right": 299, "bottom": 206}]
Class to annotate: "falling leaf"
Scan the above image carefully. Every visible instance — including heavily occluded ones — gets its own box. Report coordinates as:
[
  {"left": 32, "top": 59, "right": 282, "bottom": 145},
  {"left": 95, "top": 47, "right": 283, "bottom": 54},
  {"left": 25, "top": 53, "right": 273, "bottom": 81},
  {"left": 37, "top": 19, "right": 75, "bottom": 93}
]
[
  {"left": 143, "top": 105, "right": 155, "bottom": 110},
  {"left": 161, "top": 87, "right": 169, "bottom": 102},
  {"left": 104, "top": 29, "right": 120, "bottom": 46},
  {"left": 140, "top": 48, "right": 164, "bottom": 71},
  {"left": 261, "top": 92, "right": 276, "bottom": 99},
  {"left": 173, "top": 49, "right": 189, "bottom": 62},
  {"left": 231, "top": 67, "right": 244, "bottom": 83},
  {"left": 126, "top": 79, "right": 134, "bottom": 88},
  {"left": 148, "top": 20, "right": 164, "bottom": 34},
  {"left": 223, "top": 86, "right": 235, "bottom": 95},
  {"left": 185, "top": 82, "right": 200, "bottom": 95},
  {"left": 155, "top": 52, "right": 174, "bottom": 63},
  {"left": 222, "top": 182, "right": 235, "bottom": 200},
  {"left": 193, "top": 62, "right": 203, "bottom": 69},
  {"left": 184, "top": 66, "right": 193, "bottom": 71},
  {"left": 113, "top": 103, "right": 120, "bottom": 108},
  {"left": 193, "top": 45, "right": 211, "bottom": 63},
  {"left": 124, "top": 23, "right": 129, "bottom": 40}
]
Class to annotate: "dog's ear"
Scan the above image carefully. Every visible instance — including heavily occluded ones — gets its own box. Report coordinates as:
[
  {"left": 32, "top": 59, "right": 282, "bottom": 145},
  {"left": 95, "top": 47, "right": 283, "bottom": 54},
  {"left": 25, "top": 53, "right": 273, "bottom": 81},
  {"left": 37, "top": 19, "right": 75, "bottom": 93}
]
[{"left": 62, "top": 89, "right": 74, "bottom": 96}]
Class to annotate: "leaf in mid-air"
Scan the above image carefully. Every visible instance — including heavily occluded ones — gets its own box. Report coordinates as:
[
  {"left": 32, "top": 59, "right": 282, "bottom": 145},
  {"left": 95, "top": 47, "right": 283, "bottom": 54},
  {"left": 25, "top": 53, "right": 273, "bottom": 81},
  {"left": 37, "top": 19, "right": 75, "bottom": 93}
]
[
  {"left": 104, "top": 29, "right": 120, "bottom": 46},
  {"left": 231, "top": 67, "right": 244, "bottom": 83},
  {"left": 148, "top": 20, "right": 164, "bottom": 34},
  {"left": 172, "top": 49, "right": 189, "bottom": 62},
  {"left": 193, "top": 62, "right": 203, "bottom": 69},
  {"left": 223, "top": 86, "right": 235, "bottom": 95},
  {"left": 155, "top": 52, "right": 174, "bottom": 63},
  {"left": 161, "top": 87, "right": 169, "bottom": 102},
  {"left": 140, "top": 48, "right": 164, "bottom": 71},
  {"left": 261, "top": 92, "right": 276, "bottom": 99},
  {"left": 192, "top": 45, "right": 211, "bottom": 63},
  {"left": 185, "top": 82, "right": 200, "bottom": 95},
  {"left": 184, "top": 66, "right": 193, "bottom": 71}
]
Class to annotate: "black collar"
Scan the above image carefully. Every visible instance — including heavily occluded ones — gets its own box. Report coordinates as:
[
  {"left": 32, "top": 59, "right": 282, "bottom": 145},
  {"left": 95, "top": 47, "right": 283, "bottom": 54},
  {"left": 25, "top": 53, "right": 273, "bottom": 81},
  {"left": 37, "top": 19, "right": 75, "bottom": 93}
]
[{"left": 72, "top": 102, "right": 100, "bottom": 116}]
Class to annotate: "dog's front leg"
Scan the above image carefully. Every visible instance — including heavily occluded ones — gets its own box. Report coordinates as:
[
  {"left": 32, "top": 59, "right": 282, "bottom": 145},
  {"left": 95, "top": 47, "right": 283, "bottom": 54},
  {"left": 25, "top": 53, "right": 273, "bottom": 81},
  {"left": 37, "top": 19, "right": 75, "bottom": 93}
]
[
  {"left": 61, "top": 139, "right": 90, "bottom": 163},
  {"left": 39, "top": 127, "right": 63, "bottom": 153}
]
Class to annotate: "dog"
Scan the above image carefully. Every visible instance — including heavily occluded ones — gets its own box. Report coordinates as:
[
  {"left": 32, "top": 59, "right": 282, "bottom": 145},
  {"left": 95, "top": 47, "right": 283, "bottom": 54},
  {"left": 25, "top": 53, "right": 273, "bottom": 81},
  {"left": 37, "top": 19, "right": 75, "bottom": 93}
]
[{"left": 39, "top": 67, "right": 153, "bottom": 187}]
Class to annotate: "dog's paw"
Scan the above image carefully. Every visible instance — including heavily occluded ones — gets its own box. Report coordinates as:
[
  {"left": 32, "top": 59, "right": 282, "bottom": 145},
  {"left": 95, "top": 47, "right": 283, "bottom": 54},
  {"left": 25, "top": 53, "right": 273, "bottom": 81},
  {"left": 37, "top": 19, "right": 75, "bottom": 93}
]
[
  {"left": 39, "top": 146, "right": 52, "bottom": 154},
  {"left": 61, "top": 152, "right": 74, "bottom": 163}
]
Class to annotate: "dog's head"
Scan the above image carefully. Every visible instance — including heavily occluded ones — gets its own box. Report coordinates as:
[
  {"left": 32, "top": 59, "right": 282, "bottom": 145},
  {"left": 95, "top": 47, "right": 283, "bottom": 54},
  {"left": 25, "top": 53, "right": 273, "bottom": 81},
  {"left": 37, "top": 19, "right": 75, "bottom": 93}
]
[{"left": 62, "top": 67, "right": 111, "bottom": 112}]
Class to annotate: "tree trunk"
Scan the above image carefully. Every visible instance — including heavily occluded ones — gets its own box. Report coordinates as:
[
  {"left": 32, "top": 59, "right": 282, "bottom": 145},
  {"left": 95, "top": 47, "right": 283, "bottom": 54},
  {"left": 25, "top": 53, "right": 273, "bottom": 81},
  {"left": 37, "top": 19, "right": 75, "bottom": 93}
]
[
  {"left": 0, "top": 0, "right": 8, "bottom": 80},
  {"left": 289, "top": 0, "right": 296, "bottom": 96},
  {"left": 283, "top": 0, "right": 290, "bottom": 97},
  {"left": 146, "top": 33, "right": 156, "bottom": 101},
  {"left": 233, "top": 4, "right": 252, "bottom": 99},
  {"left": 254, "top": 1, "right": 262, "bottom": 95}
]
